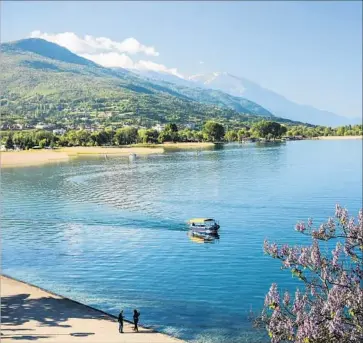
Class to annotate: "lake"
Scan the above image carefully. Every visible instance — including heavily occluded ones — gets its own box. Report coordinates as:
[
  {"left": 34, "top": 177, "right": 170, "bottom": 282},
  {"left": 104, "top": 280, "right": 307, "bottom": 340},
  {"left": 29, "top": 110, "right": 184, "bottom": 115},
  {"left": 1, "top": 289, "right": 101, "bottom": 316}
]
[{"left": 2, "top": 140, "right": 362, "bottom": 342}]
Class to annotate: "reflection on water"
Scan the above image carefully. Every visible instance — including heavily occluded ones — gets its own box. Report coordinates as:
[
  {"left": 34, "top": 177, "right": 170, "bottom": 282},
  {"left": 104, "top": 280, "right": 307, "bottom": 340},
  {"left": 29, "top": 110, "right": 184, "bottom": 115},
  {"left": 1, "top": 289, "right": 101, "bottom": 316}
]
[
  {"left": 188, "top": 231, "right": 220, "bottom": 244},
  {"left": 1, "top": 140, "right": 362, "bottom": 343}
]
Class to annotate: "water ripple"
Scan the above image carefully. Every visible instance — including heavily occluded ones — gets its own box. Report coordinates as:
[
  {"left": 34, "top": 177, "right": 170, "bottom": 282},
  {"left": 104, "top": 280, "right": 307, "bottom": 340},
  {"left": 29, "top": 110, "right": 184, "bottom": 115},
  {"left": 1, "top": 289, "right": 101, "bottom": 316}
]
[{"left": 2, "top": 140, "right": 362, "bottom": 343}]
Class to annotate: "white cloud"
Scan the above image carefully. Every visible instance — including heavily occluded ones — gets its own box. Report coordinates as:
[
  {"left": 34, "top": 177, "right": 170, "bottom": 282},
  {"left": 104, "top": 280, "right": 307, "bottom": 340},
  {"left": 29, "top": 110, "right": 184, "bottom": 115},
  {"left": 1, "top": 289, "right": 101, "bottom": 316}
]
[
  {"left": 29, "top": 30, "right": 183, "bottom": 78},
  {"left": 30, "top": 30, "right": 159, "bottom": 56},
  {"left": 81, "top": 52, "right": 135, "bottom": 69},
  {"left": 199, "top": 61, "right": 204, "bottom": 64},
  {"left": 135, "top": 60, "right": 183, "bottom": 78},
  {"left": 79, "top": 53, "right": 183, "bottom": 77}
]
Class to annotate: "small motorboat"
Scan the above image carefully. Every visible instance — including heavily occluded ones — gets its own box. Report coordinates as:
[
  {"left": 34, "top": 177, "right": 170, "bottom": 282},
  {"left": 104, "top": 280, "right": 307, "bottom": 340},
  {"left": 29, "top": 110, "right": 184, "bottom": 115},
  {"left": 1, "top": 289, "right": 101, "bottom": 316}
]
[{"left": 187, "top": 218, "right": 220, "bottom": 232}]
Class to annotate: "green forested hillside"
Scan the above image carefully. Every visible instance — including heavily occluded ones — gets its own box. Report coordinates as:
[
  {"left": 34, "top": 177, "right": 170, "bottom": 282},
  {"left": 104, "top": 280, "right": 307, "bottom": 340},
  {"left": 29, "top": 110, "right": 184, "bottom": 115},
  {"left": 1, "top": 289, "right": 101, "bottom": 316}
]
[
  {"left": 140, "top": 78, "right": 273, "bottom": 117},
  {"left": 0, "top": 38, "right": 305, "bottom": 129}
]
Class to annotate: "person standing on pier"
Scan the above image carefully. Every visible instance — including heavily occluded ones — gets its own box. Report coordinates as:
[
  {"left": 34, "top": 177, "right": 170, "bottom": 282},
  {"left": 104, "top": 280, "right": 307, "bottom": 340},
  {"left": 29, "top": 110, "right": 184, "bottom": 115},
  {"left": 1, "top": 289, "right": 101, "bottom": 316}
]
[
  {"left": 133, "top": 309, "right": 140, "bottom": 332},
  {"left": 118, "top": 310, "right": 124, "bottom": 333}
]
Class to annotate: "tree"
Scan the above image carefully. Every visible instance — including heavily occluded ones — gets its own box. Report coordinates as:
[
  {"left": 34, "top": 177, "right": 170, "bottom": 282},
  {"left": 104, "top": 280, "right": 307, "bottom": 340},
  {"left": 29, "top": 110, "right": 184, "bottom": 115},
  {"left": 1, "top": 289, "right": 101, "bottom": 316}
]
[
  {"left": 238, "top": 128, "right": 250, "bottom": 141},
  {"left": 195, "top": 131, "right": 204, "bottom": 142},
  {"left": 336, "top": 127, "right": 346, "bottom": 136},
  {"left": 225, "top": 130, "right": 238, "bottom": 142},
  {"left": 157, "top": 130, "right": 172, "bottom": 143},
  {"left": 75, "top": 130, "right": 91, "bottom": 146},
  {"left": 115, "top": 127, "right": 138, "bottom": 145},
  {"left": 324, "top": 127, "right": 334, "bottom": 137},
  {"left": 250, "top": 120, "right": 269, "bottom": 138},
  {"left": 5, "top": 134, "right": 14, "bottom": 149},
  {"left": 162, "top": 123, "right": 179, "bottom": 142},
  {"left": 258, "top": 205, "right": 363, "bottom": 343},
  {"left": 203, "top": 121, "right": 225, "bottom": 142},
  {"left": 138, "top": 129, "right": 158, "bottom": 143},
  {"left": 39, "top": 138, "right": 47, "bottom": 148},
  {"left": 90, "top": 131, "right": 104, "bottom": 146},
  {"left": 178, "top": 129, "right": 193, "bottom": 142},
  {"left": 251, "top": 121, "right": 286, "bottom": 139},
  {"left": 35, "top": 130, "right": 53, "bottom": 146},
  {"left": 165, "top": 123, "right": 178, "bottom": 132}
]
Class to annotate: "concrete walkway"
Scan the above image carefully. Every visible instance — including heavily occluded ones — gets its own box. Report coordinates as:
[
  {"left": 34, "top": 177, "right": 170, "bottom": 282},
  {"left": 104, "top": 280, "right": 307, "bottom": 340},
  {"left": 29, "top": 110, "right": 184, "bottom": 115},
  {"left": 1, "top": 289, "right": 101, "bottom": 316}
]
[{"left": 1, "top": 275, "right": 185, "bottom": 343}]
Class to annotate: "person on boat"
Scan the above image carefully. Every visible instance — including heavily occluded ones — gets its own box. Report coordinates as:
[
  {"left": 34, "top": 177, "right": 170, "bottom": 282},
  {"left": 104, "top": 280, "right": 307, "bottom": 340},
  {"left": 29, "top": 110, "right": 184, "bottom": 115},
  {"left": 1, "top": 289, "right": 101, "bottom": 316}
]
[
  {"left": 118, "top": 310, "right": 124, "bottom": 333},
  {"left": 133, "top": 309, "right": 140, "bottom": 332}
]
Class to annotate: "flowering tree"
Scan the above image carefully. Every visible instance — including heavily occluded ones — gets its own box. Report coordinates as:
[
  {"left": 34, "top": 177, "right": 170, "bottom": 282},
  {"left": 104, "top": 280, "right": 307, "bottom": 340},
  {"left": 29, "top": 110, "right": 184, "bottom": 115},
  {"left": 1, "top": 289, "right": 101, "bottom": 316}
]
[{"left": 259, "top": 205, "right": 363, "bottom": 343}]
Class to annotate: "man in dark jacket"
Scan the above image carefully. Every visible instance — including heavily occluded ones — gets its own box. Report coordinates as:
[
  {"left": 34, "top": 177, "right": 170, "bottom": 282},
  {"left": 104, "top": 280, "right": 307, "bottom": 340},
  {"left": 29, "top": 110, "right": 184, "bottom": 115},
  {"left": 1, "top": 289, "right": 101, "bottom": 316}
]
[
  {"left": 133, "top": 309, "right": 140, "bottom": 332},
  {"left": 118, "top": 310, "right": 124, "bottom": 333}
]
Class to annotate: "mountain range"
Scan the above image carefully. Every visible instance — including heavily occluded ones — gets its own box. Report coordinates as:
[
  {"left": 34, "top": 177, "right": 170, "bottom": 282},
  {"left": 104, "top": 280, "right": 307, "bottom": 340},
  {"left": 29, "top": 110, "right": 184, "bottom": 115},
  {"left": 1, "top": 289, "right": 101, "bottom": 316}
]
[
  {"left": 0, "top": 38, "right": 358, "bottom": 128},
  {"left": 0, "top": 38, "right": 305, "bottom": 129},
  {"left": 137, "top": 70, "right": 360, "bottom": 127}
]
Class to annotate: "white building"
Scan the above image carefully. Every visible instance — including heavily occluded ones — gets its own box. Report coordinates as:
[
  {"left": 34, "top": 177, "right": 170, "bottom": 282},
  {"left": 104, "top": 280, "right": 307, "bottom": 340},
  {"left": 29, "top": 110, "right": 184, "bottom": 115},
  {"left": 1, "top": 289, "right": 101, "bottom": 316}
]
[
  {"left": 185, "top": 123, "right": 196, "bottom": 130},
  {"left": 152, "top": 124, "right": 166, "bottom": 132},
  {"left": 35, "top": 123, "right": 46, "bottom": 129},
  {"left": 53, "top": 128, "right": 66, "bottom": 135}
]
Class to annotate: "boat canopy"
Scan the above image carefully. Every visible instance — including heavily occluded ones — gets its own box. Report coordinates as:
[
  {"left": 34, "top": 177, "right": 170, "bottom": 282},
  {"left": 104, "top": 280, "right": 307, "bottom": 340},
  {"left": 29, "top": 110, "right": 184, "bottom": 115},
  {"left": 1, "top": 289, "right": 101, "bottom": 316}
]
[{"left": 188, "top": 218, "right": 215, "bottom": 223}]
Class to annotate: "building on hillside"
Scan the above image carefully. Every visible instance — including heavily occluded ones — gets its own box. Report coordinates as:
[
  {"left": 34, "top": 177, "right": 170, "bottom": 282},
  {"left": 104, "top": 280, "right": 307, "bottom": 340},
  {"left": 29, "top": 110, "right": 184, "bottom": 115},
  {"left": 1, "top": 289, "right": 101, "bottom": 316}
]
[
  {"left": 36, "top": 123, "right": 55, "bottom": 130},
  {"left": 35, "top": 123, "right": 46, "bottom": 129},
  {"left": 152, "top": 124, "right": 166, "bottom": 132},
  {"left": 0, "top": 123, "right": 10, "bottom": 130},
  {"left": 53, "top": 128, "right": 66, "bottom": 135},
  {"left": 14, "top": 124, "right": 24, "bottom": 130},
  {"left": 184, "top": 123, "right": 196, "bottom": 130}
]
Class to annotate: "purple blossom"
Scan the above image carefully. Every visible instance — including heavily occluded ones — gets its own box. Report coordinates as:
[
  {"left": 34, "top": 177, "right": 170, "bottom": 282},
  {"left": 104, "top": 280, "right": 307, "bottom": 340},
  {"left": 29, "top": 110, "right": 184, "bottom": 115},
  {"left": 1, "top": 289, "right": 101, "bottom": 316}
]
[
  {"left": 297, "top": 247, "right": 309, "bottom": 267},
  {"left": 296, "top": 222, "right": 306, "bottom": 232},
  {"left": 310, "top": 285, "right": 316, "bottom": 297},
  {"left": 331, "top": 242, "right": 341, "bottom": 268},
  {"left": 280, "top": 244, "right": 289, "bottom": 256},
  {"left": 358, "top": 209, "right": 363, "bottom": 225},
  {"left": 259, "top": 204, "right": 363, "bottom": 343},
  {"left": 335, "top": 204, "right": 348, "bottom": 224},
  {"left": 310, "top": 240, "right": 321, "bottom": 268},
  {"left": 283, "top": 291, "right": 290, "bottom": 306},
  {"left": 265, "top": 283, "right": 280, "bottom": 309},
  {"left": 307, "top": 218, "right": 313, "bottom": 228},
  {"left": 327, "top": 217, "right": 336, "bottom": 231}
]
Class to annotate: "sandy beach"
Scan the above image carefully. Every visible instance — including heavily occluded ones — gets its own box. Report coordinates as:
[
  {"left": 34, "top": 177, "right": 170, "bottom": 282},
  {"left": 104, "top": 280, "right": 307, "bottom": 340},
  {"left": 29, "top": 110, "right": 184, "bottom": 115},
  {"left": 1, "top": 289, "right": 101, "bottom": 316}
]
[
  {"left": 1, "top": 275, "right": 185, "bottom": 343},
  {"left": 0, "top": 143, "right": 215, "bottom": 168},
  {"left": 317, "top": 135, "right": 362, "bottom": 140},
  {"left": 130, "top": 142, "right": 215, "bottom": 149},
  {"left": 59, "top": 146, "right": 164, "bottom": 156},
  {"left": 0, "top": 146, "right": 164, "bottom": 168},
  {"left": 161, "top": 142, "right": 215, "bottom": 148}
]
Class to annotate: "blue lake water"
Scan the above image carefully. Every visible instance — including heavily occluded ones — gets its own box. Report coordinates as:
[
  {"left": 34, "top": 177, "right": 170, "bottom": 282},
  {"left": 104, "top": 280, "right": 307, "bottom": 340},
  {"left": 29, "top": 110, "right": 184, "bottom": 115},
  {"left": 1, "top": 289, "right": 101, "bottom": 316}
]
[{"left": 2, "top": 140, "right": 362, "bottom": 342}]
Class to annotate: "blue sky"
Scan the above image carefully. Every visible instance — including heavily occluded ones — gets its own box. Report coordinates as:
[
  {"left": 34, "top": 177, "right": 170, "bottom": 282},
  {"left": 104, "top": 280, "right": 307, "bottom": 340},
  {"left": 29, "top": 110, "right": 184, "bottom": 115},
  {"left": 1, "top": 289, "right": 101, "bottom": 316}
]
[{"left": 2, "top": 1, "right": 362, "bottom": 118}]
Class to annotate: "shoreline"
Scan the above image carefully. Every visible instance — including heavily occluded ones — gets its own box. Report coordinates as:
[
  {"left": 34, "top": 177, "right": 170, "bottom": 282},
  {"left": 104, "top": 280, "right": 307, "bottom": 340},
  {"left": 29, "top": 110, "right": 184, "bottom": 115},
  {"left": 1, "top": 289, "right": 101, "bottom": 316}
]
[
  {"left": 0, "top": 146, "right": 164, "bottom": 168},
  {"left": 1, "top": 138, "right": 361, "bottom": 168},
  {"left": 1, "top": 274, "right": 185, "bottom": 343},
  {"left": 0, "top": 143, "right": 214, "bottom": 168},
  {"left": 157, "top": 142, "right": 214, "bottom": 149},
  {"left": 316, "top": 135, "right": 362, "bottom": 140}
]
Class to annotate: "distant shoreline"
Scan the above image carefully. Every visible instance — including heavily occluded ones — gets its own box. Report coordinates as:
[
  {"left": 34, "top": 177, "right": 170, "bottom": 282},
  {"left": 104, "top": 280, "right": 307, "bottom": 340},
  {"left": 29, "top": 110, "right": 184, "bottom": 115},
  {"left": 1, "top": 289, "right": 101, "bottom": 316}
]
[
  {"left": 1, "top": 138, "right": 361, "bottom": 168},
  {"left": 317, "top": 135, "right": 362, "bottom": 140},
  {"left": 0, "top": 143, "right": 214, "bottom": 168}
]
